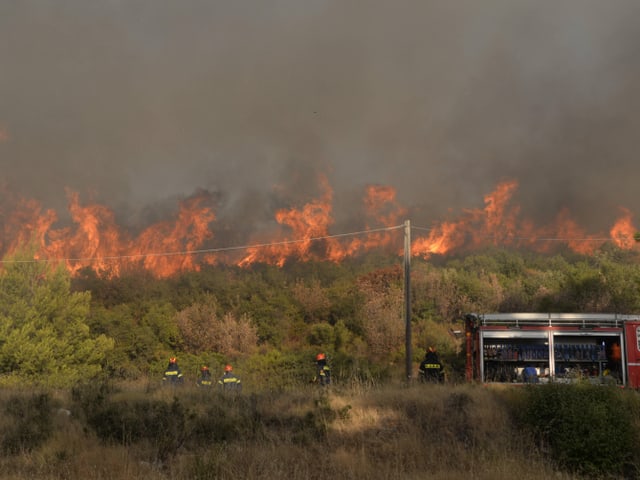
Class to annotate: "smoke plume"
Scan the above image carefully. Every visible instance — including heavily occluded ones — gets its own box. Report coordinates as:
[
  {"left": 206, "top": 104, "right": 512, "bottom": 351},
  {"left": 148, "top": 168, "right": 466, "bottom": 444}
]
[{"left": 2, "top": 1, "right": 640, "bottom": 245}]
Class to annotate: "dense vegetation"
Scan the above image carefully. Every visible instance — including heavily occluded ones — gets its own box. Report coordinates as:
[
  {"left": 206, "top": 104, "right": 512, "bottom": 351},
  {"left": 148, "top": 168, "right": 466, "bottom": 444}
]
[
  {"left": 2, "top": 244, "right": 640, "bottom": 387},
  {"left": 2, "top": 244, "right": 640, "bottom": 478}
]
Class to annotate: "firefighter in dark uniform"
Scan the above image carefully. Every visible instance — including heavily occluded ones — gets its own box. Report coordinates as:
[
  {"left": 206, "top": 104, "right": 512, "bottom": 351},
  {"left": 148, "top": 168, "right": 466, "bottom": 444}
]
[
  {"left": 197, "top": 365, "right": 213, "bottom": 387},
  {"left": 522, "top": 364, "right": 539, "bottom": 384},
  {"left": 218, "top": 364, "right": 242, "bottom": 392},
  {"left": 419, "top": 347, "right": 444, "bottom": 383},
  {"left": 163, "top": 357, "right": 184, "bottom": 385},
  {"left": 315, "top": 353, "right": 331, "bottom": 386},
  {"left": 609, "top": 342, "right": 622, "bottom": 380}
]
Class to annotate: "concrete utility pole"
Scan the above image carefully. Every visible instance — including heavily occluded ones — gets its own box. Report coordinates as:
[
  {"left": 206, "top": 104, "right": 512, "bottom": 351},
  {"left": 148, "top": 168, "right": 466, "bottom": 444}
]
[{"left": 404, "top": 219, "right": 412, "bottom": 381}]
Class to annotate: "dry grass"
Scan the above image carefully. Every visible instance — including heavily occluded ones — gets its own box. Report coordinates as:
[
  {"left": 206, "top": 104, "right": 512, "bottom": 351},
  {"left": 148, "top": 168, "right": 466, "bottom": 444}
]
[{"left": 0, "top": 381, "right": 583, "bottom": 480}]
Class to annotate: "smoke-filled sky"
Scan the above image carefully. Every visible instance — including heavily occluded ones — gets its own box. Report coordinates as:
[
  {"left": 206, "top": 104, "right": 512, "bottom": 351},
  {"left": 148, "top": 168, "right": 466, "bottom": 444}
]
[{"left": 2, "top": 0, "right": 640, "bottom": 238}]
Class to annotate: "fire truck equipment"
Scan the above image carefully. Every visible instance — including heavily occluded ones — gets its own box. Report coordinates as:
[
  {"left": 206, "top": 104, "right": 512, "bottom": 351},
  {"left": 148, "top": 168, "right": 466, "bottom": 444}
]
[{"left": 465, "top": 313, "right": 640, "bottom": 388}]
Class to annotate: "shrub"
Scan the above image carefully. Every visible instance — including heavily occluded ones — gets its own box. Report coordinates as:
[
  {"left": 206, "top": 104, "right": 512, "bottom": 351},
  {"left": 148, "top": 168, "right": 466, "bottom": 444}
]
[
  {"left": 189, "top": 396, "right": 253, "bottom": 444},
  {"left": 0, "top": 393, "right": 54, "bottom": 454},
  {"left": 177, "top": 298, "right": 258, "bottom": 356},
  {"left": 74, "top": 387, "right": 191, "bottom": 464},
  {"left": 244, "top": 350, "right": 311, "bottom": 390},
  {"left": 514, "top": 384, "right": 640, "bottom": 478}
]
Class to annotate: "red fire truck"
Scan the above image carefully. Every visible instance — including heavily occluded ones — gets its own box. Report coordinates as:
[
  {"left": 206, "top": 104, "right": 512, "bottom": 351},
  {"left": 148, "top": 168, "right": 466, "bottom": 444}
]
[{"left": 464, "top": 313, "right": 640, "bottom": 388}]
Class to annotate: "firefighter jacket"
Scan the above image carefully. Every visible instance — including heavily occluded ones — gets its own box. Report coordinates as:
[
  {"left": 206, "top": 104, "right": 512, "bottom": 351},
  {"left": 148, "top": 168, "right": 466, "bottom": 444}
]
[
  {"left": 197, "top": 370, "right": 213, "bottom": 387},
  {"left": 163, "top": 363, "right": 184, "bottom": 384},
  {"left": 218, "top": 372, "right": 242, "bottom": 392},
  {"left": 316, "top": 360, "right": 331, "bottom": 385},
  {"left": 419, "top": 352, "right": 443, "bottom": 382}
]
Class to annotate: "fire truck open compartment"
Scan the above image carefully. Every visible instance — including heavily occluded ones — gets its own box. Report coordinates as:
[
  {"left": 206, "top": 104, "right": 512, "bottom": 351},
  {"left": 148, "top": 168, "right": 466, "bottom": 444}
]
[{"left": 465, "top": 313, "right": 640, "bottom": 387}]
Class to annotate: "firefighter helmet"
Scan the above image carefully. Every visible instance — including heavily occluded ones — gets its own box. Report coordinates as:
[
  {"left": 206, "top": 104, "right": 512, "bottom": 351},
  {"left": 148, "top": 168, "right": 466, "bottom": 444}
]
[
  {"left": 224, "top": 364, "right": 233, "bottom": 372},
  {"left": 316, "top": 353, "right": 326, "bottom": 361},
  {"left": 169, "top": 357, "right": 177, "bottom": 363},
  {"left": 201, "top": 365, "right": 209, "bottom": 371}
]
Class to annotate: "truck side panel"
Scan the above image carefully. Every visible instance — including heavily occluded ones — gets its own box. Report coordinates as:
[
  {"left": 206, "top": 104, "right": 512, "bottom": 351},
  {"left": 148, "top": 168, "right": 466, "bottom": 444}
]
[{"left": 624, "top": 321, "right": 640, "bottom": 389}]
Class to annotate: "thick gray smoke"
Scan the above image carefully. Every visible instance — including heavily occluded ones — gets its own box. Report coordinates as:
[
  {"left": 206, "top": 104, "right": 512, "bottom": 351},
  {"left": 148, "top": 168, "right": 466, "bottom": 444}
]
[{"left": 1, "top": 1, "right": 640, "bottom": 240}]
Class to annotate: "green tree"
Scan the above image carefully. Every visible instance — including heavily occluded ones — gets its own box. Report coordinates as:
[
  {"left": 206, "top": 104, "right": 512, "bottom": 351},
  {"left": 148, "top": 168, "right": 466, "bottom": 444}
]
[{"left": 0, "top": 250, "right": 114, "bottom": 387}]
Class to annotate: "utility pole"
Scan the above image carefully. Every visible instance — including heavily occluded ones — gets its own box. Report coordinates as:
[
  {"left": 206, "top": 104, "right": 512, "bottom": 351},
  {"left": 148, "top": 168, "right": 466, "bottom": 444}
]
[{"left": 404, "top": 219, "right": 412, "bottom": 381}]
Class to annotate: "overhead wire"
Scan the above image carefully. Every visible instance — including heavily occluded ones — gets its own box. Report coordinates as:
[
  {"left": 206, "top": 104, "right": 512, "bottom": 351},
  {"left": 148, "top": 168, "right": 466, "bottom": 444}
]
[
  {"left": 0, "top": 222, "right": 633, "bottom": 265},
  {"left": 0, "top": 224, "right": 405, "bottom": 264},
  {"left": 410, "top": 224, "right": 616, "bottom": 242}
]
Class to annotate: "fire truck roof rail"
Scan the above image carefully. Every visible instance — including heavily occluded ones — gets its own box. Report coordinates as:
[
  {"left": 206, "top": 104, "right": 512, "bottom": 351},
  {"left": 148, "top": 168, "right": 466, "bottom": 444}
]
[{"left": 469, "top": 312, "right": 640, "bottom": 328}]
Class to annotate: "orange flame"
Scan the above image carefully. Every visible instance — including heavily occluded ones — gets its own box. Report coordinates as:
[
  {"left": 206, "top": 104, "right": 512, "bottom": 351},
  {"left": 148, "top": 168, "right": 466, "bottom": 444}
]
[
  {"left": 238, "top": 176, "right": 334, "bottom": 266},
  {"left": 610, "top": 208, "right": 636, "bottom": 249},
  {"left": 238, "top": 180, "right": 408, "bottom": 266},
  {"left": 412, "top": 180, "right": 521, "bottom": 256},
  {"left": 0, "top": 177, "right": 637, "bottom": 277},
  {"left": 411, "top": 179, "right": 637, "bottom": 258},
  {"left": 1, "top": 188, "right": 217, "bottom": 278}
]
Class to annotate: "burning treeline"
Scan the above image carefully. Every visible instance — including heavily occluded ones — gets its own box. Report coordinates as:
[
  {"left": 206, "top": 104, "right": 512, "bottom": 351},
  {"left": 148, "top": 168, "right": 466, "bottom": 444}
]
[{"left": 0, "top": 178, "right": 637, "bottom": 278}]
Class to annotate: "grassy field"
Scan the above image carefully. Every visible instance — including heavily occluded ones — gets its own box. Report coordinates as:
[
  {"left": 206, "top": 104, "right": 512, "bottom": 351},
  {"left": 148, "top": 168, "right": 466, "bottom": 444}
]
[{"left": 0, "top": 380, "right": 635, "bottom": 480}]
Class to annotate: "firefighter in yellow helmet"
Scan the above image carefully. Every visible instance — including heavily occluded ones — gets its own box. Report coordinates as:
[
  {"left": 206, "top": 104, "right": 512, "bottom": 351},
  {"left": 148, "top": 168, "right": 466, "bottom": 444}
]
[
  {"left": 315, "top": 353, "right": 331, "bottom": 386},
  {"left": 197, "top": 365, "right": 213, "bottom": 387},
  {"left": 218, "top": 364, "right": 242, "bottom": 392}
]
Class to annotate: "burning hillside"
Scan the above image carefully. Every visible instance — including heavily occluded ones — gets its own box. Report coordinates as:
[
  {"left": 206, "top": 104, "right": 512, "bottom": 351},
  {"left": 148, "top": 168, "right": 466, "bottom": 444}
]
[
  {"left": 0, "top": 178, "right": 637, "bottom": 278},
  {"left": 411, "top": 180, "right": 638, "bottom": 258}
]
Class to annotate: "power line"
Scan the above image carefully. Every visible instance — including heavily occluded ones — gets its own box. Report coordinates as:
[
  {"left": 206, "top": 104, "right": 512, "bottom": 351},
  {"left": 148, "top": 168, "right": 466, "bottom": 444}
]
[
  {"left": 1, "top": 224, "right": 405, "bottom": 264},
  {"left": 410, "top": 224, "right": 618, "bottom": 242},
  {"left": 1, "top": 221, "right": 634, "bottom": 265}
]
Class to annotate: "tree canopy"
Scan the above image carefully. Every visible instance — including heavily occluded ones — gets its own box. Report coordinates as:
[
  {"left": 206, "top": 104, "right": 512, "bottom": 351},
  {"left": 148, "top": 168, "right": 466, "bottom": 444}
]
[
  {"left": 3, "top": 245, "right": 640, "bottom": 385},
  {"left": 0, "top": 250, "right": 114, "bottom": 387}
]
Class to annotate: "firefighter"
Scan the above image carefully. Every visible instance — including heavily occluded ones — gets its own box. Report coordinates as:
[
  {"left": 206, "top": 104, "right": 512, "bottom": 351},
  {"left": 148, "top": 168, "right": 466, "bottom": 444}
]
[
  {"left": 610, "top": 342, "right": 622, "bottom": 362},
  {"left": 163, "top": 357, "right": 184, "bottom": 385},
  {"left": 315, "top": 353, "right": 331, "bottom": 386},
  {"left": 522, "top": 364, "right": 539, "bottom": 384},
  {"left": 218, "top": 364, "right": 242, "bottom": 392},
  {"left": 419, "top": 346, "right": 444, "bottom": 383},
  {"left": 609, "top": 342, "right": 622, "bottom": 380},
  {"left": 197, "top": 365, "right": 213, "bottom": 387}
]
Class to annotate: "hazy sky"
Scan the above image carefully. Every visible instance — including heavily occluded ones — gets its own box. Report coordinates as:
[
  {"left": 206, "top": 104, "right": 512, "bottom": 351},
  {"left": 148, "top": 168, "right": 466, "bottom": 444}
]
[{"left": 2, "top": 0, "right": 640, "bottom": 236}]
